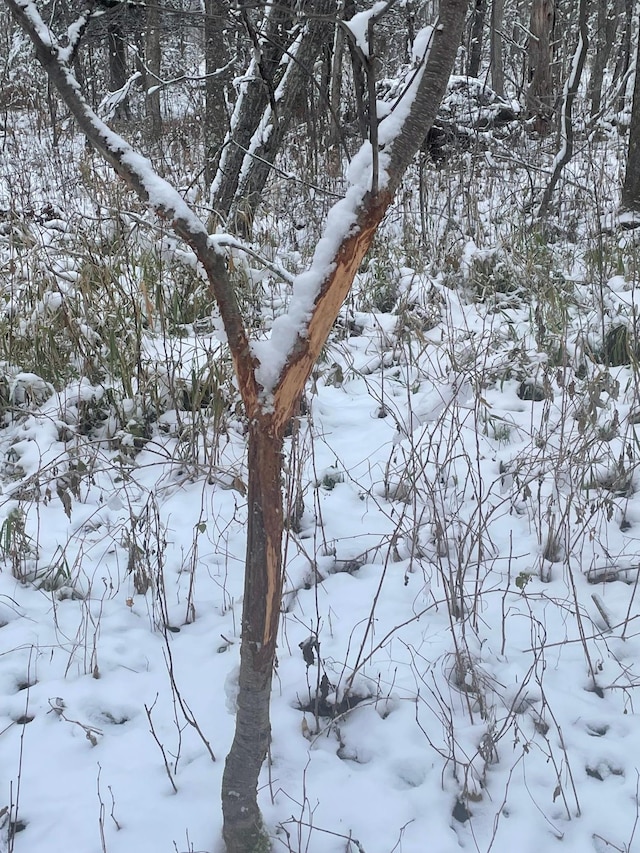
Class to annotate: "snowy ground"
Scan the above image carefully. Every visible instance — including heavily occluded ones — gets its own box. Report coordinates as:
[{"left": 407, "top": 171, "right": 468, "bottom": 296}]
[{"left": 1, "top": 111, "right": 640, "bottom": 853}]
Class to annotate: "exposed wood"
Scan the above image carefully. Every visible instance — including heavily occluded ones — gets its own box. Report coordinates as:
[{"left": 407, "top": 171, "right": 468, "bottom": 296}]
[{"left": 221, "top": 420, "right": 283, "bottom": 853}]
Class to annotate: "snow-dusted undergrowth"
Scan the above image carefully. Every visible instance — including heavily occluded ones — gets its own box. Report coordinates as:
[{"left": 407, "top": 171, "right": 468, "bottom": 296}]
[{"left": 1, "top": 102, "right": 640, "bottom": 853}]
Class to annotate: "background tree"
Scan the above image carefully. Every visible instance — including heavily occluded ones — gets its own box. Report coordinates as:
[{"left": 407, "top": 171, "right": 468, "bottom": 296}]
[
  {"left": 467, "top": 0, "right": 486, "bottom": 77},
  {"left": 622, "top": 31, "right": 640, "bottom": 212},
  {"left": 490, "top": 0, "right": 505, "bottom": 96},
  {"left": 526, "top": 0, "right": 555, "bottom": 133},
  {"left": 204, "top": 0, "right": 230, "bottom": 185}
]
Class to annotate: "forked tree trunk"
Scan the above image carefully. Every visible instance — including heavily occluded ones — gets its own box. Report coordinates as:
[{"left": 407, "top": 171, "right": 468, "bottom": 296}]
[{"left": 6, "top": 2, "right": 470, "bottom": 852}]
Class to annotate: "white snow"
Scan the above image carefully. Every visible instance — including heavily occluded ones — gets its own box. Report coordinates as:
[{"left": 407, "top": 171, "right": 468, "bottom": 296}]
[{"left": 344, "top": 1, "right": 388, "bottom": 57}]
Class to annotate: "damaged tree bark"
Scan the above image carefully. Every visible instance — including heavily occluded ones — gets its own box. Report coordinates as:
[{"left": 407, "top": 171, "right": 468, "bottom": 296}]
[{"left": 5, "top": 0, "right": 469, "bottom": 849}]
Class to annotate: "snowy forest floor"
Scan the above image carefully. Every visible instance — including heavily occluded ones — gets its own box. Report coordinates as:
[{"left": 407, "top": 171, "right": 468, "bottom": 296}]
[{"left": 1, "top": 101, "right": 640, "bottom": 853}]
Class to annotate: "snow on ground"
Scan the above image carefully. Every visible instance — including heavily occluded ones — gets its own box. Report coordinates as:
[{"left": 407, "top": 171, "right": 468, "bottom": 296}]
[{"left": 1, "top": 112, "right": 640, "bottom": 853}]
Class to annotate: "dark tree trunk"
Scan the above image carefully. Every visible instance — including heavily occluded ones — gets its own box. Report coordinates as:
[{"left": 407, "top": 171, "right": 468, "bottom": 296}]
[
  {"left": 204, "top": 0, "right": 229, "bottom": 186},
  {"left": 145, "top": 0, "right": 162, "bottom": 139},
  {"left": 221, "top": 421, "right": 284, "bottom": 853},
  {"left": 345, "top": 0, "right": 369, "bottom": 141},
  {"left": 468, "top": 0, "right": 486, "bottom": 78},
  {"left": 490, "top": 0, "right": 505, "bottom": 97},
  {"left": 107, "top": 15, "right": 128, "bottom": 119},
  {"left": 526, "top": 0, "right": 555, "bottom": 134},
  {"left": 588, "top": 0, "right": 614, "bottom": 118},
  {"left": 210, "top": 0, "right": 294, "bottom": 223},
  {"left": 613, "top": 0, "right": 633, "bottom": 112},
  {"left": 227, "top": 0, "right": 336, "bottom": 238},
  {"left": 622, "top": 36, "right": 640, "bottom": 211}
]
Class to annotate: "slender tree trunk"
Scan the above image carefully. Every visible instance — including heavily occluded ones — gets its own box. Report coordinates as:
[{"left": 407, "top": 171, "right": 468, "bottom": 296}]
[
  {"left": 327, "top": 13, "right": 345, "bottom": 177},
  {"left": 490, "top": 0, "right": 504, "bottom": 96},
  {"left": 526, "top": 0, "right": 555, "bottom": 134},
  {"left": 204, "top": 0, "right": 229, "bottom": 186},
  {"left": 468, "top": 0, "right": 486, "bottom": 78},
  {"left": 107, "top": 12, "right": 129, "bottom": 119},
  {"left": 210, "top": 0, "right": 294, "bottom": 223},
  {"left": 145, "top": 0, "right": 162, "bottom": 139},
  {"left": 537, "top": 0, "right": 588, "bottom": 215},
  {"left": 221, "top": 420, "right": 283, "bottom": 853},
  {"left": 588, "top": 0, "right": 613, "bottom": 118},
  {"left": 622, "top": 35, "right": 640, "bottom": 211},
  {"left": 613, "top": 0, "right": 633, "bottom": 94},
  {"left": 227, "top": 0, "right": 336, "bottom": 238},
  {"left": 345, "top": 0, "right": 369, "bottom": 141}
]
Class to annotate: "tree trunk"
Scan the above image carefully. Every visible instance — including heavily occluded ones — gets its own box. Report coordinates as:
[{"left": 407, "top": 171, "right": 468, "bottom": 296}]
[
  {"left": 221, "top": 420, "right": 283, "bottom": 853},
  {"left": 588, "top": 0, "right": 613, "bottom": 118},
  {"left": 327, "top": 14, "right": 345, "bottom": 177},
  {"left": 468, "top": 0, "right": 486, "bottom": 78},
  {"left": 107, "top": 12, "right": 129, "bottom": 119},
  {"left": 622, "top": 35, "right": 640, "bottom": 210},
  {"left": 613, "top": 0, "right": 633, "bottom": 112},
  {"left": 536, "top": 0, "right": 588, "bottom": 215},
  {"left": 490, "top": 0, "right": 505, "bottom": 97},
  {"left": 227, "top": 0, "right": 337, "bottom": 238},
  {"left": 345, "top": 0, "right": 369, "bottom": 141},
  {"left": 204, "top": 0, "right": 229, "bottom": 186},
  {"left": 145, "top": 0, "right": 162, "bottom": 140},
  {"left": 210, "top": 0, "right": 294, "bottom": 223},
  {"left": 526, "top": 0, "right": 555, "bottom": 134}
]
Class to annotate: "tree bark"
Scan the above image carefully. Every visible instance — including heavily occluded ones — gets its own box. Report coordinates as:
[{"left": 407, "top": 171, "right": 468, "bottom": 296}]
[
  {"left": 107, "top": 10, "right": 129, "bottom": 119},
  {"left": 204, "top": 0, "right": 229, "bottom": 186},
  {"left": 467, "top": 0, "right": 486, "bottom": 78},
  {"left": 227, "top": 0, "right": 337, "bottom": 239},
  {"left": 490, "top": 0, "right": 504, "bottom": 97},
  {"left": 221, "top": 420, "right": 283, "bottom": 853},
  {"left": 536, "top": 0, "right": 588, "bottom": 215},
  {"left": 622, "top": 35, "right": 640, "bottom": 211},
  {"left": 210, "top": 0, "right": 295, "bottom": 223},
  {"left": 526, "top": 0, "right": 555, "bottom": 134},
  {"left": 613, "top": 0, "right": 632, "bottom": 83},
  {"left": 588, "top": 0, "right": 614, "bottom": 118},
  {"left": 145, "top": 0, "right": 162, "bottom": 140}
]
